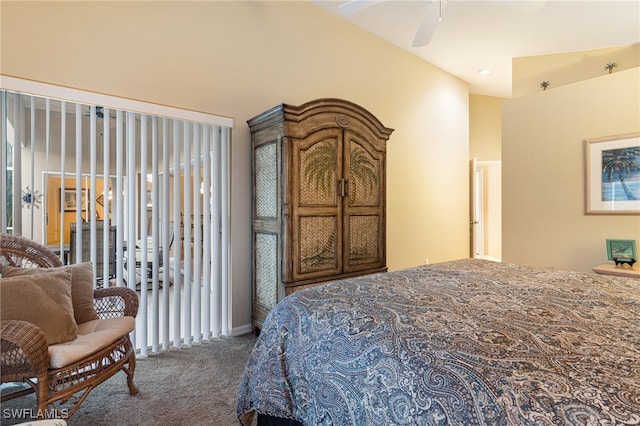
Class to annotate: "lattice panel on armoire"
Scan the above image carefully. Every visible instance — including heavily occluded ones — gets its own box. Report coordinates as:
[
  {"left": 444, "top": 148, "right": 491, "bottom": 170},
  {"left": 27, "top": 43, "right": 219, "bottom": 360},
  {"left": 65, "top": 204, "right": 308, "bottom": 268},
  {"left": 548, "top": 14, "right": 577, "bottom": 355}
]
[
  {"left": 349, "top": 142, "right": 380, "bottom": 206},
  {"left": 299, "top": 216, "right": 337, "bottom": 273},
  {"left": 255, "top": 233, "right": 278, "bottom": 309},
  {"left": 255, "top": 142, "right": 278, "bottom": 218},
  {"left": 349, "top": 215, "right": 379, "bottom": 264},
  {"left": 300, "top": 138, "right": 337, "bottom": 206}
]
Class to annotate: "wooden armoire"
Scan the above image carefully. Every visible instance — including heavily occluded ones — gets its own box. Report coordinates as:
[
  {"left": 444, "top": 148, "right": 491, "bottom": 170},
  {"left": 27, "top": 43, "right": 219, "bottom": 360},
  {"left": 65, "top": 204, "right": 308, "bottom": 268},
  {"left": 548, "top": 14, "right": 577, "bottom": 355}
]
[{"left": 248, "top": 98, "right": 394, "bottom": 331}]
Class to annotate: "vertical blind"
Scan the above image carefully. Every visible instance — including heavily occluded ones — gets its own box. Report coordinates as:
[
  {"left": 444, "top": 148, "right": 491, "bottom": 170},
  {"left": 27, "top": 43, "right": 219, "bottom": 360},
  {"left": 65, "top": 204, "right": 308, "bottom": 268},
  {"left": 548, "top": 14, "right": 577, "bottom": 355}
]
[{"left": 0, "top": 79, "right": 233, "bottom": 355}]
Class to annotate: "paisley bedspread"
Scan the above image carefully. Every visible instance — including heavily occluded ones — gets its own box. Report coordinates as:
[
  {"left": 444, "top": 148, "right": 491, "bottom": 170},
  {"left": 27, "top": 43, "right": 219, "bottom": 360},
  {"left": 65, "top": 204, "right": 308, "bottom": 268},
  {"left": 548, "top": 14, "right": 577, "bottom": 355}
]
[{"left": 237, "top": 259, "right": 640, "bottom": 425}]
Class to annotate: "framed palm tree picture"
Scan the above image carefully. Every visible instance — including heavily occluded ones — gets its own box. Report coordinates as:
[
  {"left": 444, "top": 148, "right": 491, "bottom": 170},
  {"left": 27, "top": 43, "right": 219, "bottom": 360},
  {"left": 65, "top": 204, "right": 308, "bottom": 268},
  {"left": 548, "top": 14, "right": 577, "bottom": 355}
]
[{"left": 585, "top": 133, "right": 640, "bottom": 214}]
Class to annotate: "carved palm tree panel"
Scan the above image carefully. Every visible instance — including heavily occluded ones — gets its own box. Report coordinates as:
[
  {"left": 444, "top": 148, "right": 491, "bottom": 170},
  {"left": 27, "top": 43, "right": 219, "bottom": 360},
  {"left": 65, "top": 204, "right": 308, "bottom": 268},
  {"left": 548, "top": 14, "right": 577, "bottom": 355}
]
[
  {"left": 299, "top": 216, "right": 337, "bottom": 273},
  {"left": 349, "top": 142, "right": 380, "bottom": 206},
  {"left": 300, "top": 138, "right": 338, "bottom": 206},
  {"left": 349, "top": 215, "right": 379, "bottom": 264}
]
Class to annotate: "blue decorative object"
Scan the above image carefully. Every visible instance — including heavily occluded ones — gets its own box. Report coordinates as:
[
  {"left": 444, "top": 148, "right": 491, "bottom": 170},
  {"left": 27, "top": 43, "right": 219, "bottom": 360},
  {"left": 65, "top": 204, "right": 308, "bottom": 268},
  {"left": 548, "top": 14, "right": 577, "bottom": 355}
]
[{"left": 21, "top": 186, "right": 43, "bottom": 209}]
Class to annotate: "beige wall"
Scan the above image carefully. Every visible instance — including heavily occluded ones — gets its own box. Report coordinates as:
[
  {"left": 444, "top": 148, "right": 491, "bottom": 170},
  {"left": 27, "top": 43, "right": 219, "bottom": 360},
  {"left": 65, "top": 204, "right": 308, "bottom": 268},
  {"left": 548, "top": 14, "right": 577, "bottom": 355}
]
[
  {"left": 1, "top": 1, "right": 470, "bottom": 332},
  {"left": 503, "top": 68, "right": 640, "bottom": 272},
  {"left": 469, "top": 94, "right": 502, "bottom": 160}
]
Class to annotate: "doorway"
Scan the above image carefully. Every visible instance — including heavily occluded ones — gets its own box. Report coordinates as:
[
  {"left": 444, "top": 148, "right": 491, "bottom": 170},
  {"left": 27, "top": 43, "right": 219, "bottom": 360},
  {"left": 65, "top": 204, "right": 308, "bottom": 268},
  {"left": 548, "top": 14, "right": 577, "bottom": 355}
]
[{"left": 470, "top": 159, "right": 501, "bottom": 261}]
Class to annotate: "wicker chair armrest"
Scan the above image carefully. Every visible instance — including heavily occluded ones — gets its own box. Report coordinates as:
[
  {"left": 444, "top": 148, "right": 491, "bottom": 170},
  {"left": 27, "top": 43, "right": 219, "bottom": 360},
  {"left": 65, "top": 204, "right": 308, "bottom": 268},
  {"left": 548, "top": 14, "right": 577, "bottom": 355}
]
[
  {"left": 1, "top": 320, "right": 50, "bottom": 381},
  {"left": 93, "top": 287, "right": 139, "bottom": 319}
]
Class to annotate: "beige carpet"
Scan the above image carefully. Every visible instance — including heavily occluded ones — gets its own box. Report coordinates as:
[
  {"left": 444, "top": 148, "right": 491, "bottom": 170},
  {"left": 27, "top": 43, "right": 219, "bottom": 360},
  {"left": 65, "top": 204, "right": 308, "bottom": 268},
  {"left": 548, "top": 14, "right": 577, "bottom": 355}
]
[{"left": 1, "top": 334, "right": 258, "bottom": 426}]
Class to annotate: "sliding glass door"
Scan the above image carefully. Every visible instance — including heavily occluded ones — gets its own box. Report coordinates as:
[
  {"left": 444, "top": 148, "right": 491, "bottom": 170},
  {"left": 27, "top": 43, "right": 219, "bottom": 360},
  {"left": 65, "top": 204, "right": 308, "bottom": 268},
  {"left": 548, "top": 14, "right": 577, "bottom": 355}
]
[{"left": 0, "top": 78, "right": 233, "bottom": 355}]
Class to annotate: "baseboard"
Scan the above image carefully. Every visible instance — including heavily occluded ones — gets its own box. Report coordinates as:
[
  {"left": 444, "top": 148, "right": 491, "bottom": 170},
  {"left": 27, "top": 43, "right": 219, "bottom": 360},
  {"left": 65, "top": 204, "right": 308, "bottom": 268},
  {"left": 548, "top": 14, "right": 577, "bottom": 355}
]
[{"left": 229, "top": 323, "right": 253, "bottom": 337}]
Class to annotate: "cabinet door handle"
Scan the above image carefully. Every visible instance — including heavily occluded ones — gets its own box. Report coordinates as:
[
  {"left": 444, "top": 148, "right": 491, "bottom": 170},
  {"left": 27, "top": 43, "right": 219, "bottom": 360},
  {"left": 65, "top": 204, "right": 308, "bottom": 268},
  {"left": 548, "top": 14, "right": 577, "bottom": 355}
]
[
  {"left": 344, "top": 179, "right": 349, "bottom": 197},
  {"left": 339, "top": 178, "right": 345, "bottom": 197}
]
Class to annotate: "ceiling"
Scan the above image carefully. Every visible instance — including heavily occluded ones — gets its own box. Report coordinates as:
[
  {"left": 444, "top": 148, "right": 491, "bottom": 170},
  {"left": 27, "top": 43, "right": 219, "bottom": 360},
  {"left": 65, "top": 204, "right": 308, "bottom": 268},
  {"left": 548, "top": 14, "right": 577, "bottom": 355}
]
[{"left": 310, "top": 0, "right": 640, "bottom": 98}]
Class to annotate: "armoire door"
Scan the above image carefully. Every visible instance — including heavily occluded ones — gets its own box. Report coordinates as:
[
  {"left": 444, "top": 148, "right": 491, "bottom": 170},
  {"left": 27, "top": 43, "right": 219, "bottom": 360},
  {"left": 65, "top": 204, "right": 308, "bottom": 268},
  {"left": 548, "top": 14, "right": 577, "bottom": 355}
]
[
  {"left": 289, "top": 128, "right": 344, "bottom": 282},
  {"left": 342, "top": 129, "right": 386, "bottom": 273}
]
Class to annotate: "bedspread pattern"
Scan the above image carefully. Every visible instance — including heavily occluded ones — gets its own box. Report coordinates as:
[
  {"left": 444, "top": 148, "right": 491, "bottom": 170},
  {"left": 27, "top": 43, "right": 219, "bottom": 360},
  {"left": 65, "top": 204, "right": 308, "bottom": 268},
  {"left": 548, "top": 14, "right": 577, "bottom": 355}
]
[{"left": 237, "top": 259, "right": 640, "bottom": 425}]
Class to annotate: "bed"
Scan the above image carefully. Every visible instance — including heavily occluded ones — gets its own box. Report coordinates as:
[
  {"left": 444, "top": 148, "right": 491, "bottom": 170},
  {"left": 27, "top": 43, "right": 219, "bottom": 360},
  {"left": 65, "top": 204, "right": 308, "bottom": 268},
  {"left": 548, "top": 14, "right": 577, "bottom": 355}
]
[{"left": 237, "top": 258, "right": 640, "bottom": 425}]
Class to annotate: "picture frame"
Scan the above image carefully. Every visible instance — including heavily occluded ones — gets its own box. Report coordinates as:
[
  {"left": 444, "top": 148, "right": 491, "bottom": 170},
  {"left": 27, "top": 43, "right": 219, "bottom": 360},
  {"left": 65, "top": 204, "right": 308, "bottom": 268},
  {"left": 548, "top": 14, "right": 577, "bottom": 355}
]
[
  {"left": 584, "top": 133, "right": 640, "bottom": 215},
  {"left": 60, "top": 188, "right": 88, "bottom": 212},
  {"left": 606, "top": 239, "right": 637, "bottom": 262}
]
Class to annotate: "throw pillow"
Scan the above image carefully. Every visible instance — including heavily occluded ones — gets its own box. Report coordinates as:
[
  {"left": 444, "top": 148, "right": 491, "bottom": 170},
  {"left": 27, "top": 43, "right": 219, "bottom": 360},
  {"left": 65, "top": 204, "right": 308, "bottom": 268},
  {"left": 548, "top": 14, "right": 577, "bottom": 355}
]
[
  {"left": 1, "top": 262, "right": 99, "bottom": 324},
  {"left": 0, "top": 269, "right": 78, "bottom": 345}
]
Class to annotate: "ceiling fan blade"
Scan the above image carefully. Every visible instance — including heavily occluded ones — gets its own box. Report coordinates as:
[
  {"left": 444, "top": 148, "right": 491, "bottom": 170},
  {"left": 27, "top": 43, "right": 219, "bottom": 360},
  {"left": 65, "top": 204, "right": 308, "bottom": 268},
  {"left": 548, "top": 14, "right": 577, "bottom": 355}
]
[
  {"left": 339, "top": 0, "right": 384, "bottom": 16},
  {"left": 412, "top": 0, "right": 447, "bottom": 47}
]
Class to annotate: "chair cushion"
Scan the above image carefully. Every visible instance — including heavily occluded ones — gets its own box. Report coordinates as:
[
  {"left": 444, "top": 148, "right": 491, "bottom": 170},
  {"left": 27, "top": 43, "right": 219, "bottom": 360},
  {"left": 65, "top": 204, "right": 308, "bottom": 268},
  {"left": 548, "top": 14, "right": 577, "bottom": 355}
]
[
  {"left": 0, "top": 269, "right": 78, "bottom": 345},
  {"left": 1, "top": 262, "right": 99, "bottom": 324},
  {"left": 48, "top": 316, "right": 135, "bottom": 369}
]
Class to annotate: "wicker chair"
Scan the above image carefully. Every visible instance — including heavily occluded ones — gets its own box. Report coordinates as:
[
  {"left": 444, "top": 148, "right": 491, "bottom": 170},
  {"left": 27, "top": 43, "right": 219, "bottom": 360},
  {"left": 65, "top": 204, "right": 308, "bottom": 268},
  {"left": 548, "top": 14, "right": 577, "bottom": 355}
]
[{"left": 0, "top": 232, "right": 139, "bottom": 419}]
